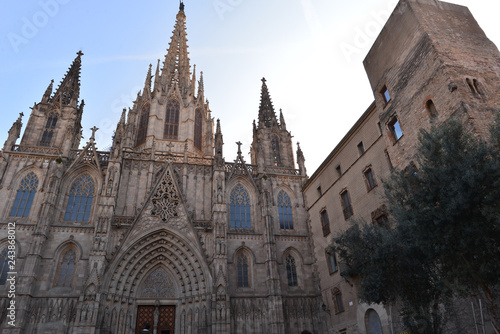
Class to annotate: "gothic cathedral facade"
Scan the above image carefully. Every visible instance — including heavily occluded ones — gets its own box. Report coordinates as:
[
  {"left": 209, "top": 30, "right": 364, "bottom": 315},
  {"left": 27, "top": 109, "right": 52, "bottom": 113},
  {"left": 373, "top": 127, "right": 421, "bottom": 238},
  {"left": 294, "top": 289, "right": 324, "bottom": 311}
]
[{"left": 0, "top": 5, "right": 325, "bottom": 334}]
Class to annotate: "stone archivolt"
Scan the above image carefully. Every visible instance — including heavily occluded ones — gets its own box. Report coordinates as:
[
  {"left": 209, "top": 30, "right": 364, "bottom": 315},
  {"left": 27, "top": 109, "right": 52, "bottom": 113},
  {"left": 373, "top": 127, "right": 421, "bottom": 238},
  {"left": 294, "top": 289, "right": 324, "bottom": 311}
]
[{"left": 105, "top": 230, "right": 209, "bottom": 302}]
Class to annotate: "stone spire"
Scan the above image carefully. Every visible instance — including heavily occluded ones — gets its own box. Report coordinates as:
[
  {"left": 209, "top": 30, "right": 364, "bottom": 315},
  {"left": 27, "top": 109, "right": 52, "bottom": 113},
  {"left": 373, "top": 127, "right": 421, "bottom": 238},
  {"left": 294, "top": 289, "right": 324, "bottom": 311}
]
[
  {"left": 52, "top": 51, "right": 83, "bottom": 106},
  {"left": 279, "top": 108, "right": 286, "bottom": 130},
  {"left": 3, "top": 113, "right": 23, "bottom": 151},
  {"left": 42, "top": 79, "right": 54, "bottom": 103},
  {"left": 153, "top": 59, "right": 161, "bottom": 93},
  {"left": 258, "top": 77, "right": 278, "bottom": 128},
  {"left": 296, "top": 142, "right": 307, "bottom": 176},
  {"left": 161, "top": 3, "right": 191, "bottom": 94},
  {"left": 214, "top": 119, "right": 224, "bottom": 167},
  {"left": 144, "top": 64, "right": 152, "bottom": 92},
  {"left": 197, "top": 71, "right": 204, "bottom": 100}
]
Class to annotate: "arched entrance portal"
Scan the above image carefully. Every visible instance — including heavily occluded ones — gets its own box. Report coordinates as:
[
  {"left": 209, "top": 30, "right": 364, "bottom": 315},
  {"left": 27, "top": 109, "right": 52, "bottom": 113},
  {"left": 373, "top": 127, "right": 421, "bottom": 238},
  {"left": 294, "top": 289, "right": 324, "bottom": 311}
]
[
  {"left": 102, "top": 229, "right": 213, "bottom": 334},
  {"left": 365, "top": 308, "right": 384, "bottom": 334}
]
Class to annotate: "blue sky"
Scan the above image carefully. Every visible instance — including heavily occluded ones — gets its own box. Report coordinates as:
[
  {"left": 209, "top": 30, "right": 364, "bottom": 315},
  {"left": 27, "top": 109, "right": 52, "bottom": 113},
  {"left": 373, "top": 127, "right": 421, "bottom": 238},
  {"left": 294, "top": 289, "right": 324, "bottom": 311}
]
[{"left": 1, "top": 0, "right": 499, "bottom": 173}]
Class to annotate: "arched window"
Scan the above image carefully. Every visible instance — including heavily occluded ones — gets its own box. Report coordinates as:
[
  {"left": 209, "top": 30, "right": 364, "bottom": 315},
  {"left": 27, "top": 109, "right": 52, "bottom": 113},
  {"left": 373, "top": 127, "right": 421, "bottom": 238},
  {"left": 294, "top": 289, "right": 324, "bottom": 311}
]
[
  {"left": 230, "top": 184, "right": 251, "bottom": 229},
  {"left": 271, "top": 135, "right": 281, "bottom": 167},
  {"left": 164, "top": 99, "right": 180, "bottom": 139},
  {"left": 194, "top": 108, "right": 203, "bottom": 151},
  {"left": 10, "top": 172, "right": 38, "bottom": 217},
  {"left": 278, "top": 190, "right": 293, "bottom": 230},
  {"left": 55, "top": 248, "right": 76, "bottom": 287},
  {"left": 0, "top": 248, "right": 9, "bottom": 285},
  {"left": 64, "top": 173, "right": 95, "bottom": 222},
  {"left": 286, "top": 254, "right": 298, "bottom": 287},
  {"left": 237, "top": 253, "right": 249, "bottom": 288},
  {"left": 426, "top": 100, "right": 437, "bottom": 119},
  {"left": 136, "top": 103, "right": 150, "bottom": 146},
  {"left": 40, "top": 113, "right": 58, "bottom": 146}
]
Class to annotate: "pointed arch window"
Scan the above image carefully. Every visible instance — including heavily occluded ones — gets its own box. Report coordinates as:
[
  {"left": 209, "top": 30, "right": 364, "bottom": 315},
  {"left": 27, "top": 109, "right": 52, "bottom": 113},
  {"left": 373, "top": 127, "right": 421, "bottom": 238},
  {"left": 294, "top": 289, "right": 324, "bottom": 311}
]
[
  {"left": 40, "top": 113, "right": 58, "bottom": 146},
  {"left": 286, "top": 254, "right": 298, "bottom": 287},
  {"left": 164, "top": 99, "right": 180, "bottom": 139},
  {"left": 10, "top": 172, "right": 39, "bottom": 217},
  {"left": 271, "top": 135, "right": 281, "bottom": 167},
  {"left": 194, "top": 108, "right": 203, "bottom": 151},
  {"left": 64, "top": 173, "right": 95, "bottom": 222},
  {"left": 136, "top": 103, "right": 150, "bottom": 146},
  {"left": 237, "top": 253, "right": 249, "bottom": 288},
  {"left": 230, "top": 184, "right": 251, "bottom": 229},
  {"left": 55, "top": 248, "right": 76, "bottom": 287},
  {"left": 0, "top": 248, "right": 9, "bottom": 285},
  {"left": 278, "top": 190, "right": 293, "bottom": 230}
]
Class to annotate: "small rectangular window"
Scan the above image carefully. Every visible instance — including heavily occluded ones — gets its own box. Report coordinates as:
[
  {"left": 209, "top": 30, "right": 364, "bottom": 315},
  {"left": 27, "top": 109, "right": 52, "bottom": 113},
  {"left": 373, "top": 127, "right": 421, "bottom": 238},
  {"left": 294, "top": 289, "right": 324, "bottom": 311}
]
[
  {"left": 317, "top": 186, "right": 322, "bottom": 196},
  {"left": 364, "top": 168, "right": 377, "bottom": 191},
  {"left": 381, "top": 85, "right": 391, "bottom": 104},
  {"left": 340, "top": 190, "right": 353, "bottom": 220},
  {"left": 388, "top": 117, "right": 403, "bottom": 141},
  {"left": 357, "top": 141, "right": 365, "bottom": 156},
  {"left": 332, "top": 289, "right": 345, "bottom": 313},
  {"left": 377, "top": 121, "right": 383, "bottom": 135},
  {"left": 336, "top": 165, "right": 342, "bottom": 177},
  {"left": 326, "top": 249, "right": 338, "bottom": 274},
  {"left": 320, "top": 210, "right": 330, "bottom": 237}
]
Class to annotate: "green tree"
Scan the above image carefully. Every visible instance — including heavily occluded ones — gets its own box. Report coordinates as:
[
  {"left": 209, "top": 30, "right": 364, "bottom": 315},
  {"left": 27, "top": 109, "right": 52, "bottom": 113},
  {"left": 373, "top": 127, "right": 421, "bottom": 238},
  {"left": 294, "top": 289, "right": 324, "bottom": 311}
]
[{"left": 334, "top": 116, "right": 500, "bottom": 334}]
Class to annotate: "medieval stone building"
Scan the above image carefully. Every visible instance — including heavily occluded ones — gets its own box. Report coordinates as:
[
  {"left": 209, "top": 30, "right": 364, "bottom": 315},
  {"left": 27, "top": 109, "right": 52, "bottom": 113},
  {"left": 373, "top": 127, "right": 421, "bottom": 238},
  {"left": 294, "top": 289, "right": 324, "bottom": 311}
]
[
  {"left": 0, "top": 4, "right": 325, "bottom": 334},
  {"left": 304, "top": 0, "right": 500, "bottom": 333}
]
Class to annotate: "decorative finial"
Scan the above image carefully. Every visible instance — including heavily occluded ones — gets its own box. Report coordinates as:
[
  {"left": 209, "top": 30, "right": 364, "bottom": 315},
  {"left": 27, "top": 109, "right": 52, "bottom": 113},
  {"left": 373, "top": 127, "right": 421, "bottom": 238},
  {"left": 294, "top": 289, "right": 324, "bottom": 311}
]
[
  {"left": 90, "top": 126, "right": 99, "bottom": 142},
  {"left": 166, "top": 142, "right": 174, "bottom": 154},
  {"left": 77, "top": 50, "right": 84, "bottom": 57},
  {"left": 236, "top": 141, "right": 242, "bottom": 155},
  {"left": 261, "top": 77, "right": 266, "bottom": 83},
  {"left": 180, "top": 0, "right": 184, "bottom": 11}
]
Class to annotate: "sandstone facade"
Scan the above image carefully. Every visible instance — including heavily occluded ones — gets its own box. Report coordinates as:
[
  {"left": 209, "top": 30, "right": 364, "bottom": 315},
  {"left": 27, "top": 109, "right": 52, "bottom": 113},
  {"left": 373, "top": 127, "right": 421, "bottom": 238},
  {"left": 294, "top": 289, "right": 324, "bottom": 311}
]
[{"left": 0, "top": 5, "right": 325, "bottom": 334}]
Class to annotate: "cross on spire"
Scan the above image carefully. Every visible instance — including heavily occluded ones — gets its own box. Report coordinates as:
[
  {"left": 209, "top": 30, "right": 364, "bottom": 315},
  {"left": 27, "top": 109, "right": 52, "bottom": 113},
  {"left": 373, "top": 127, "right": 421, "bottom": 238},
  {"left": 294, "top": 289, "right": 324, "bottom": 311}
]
[
  {"left": 77, "top": 50, "right": 84, "bottom": 57},
  {"left": 90, "top": 126, "right": 99, "bottom": 142},
  {"left": 236, "top": 141, "right": 242, "bottom": 155}
]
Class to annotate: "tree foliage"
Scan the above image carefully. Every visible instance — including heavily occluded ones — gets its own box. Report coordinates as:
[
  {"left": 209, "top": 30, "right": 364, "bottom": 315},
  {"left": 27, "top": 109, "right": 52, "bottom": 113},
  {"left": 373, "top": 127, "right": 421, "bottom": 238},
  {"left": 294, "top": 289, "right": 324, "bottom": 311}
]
[{"left": 333, "top": 115, "right": 500, "bottom": 334}]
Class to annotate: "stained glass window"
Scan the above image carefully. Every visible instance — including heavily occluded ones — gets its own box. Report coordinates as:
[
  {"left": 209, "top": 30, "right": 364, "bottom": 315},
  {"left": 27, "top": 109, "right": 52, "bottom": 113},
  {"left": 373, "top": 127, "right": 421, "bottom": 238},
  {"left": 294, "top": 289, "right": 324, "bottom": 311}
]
[
  {"left": 136, "top": 103, "right": 150, "bottom": 146},
  {"left": 286, "top": 254, "right": 298, "bottom": 287},
  {"left": 271, "top": 135, "right": 281, "bottom": 167},
  {"left": 230, "top": 184, "right": 251, "bottom": 229},
  {"left": 0, "top": 249, "right": 9, "bottom": 285},
  {"left": 40, "top": 113, "right": 58, "bottom": 146},
  {"left": 237, "top": 253, "right": 249, "bottom": 288},
  {"left": 64, "top": 173, "right": 95, "bottom": 222},
  {"left": 164, "top": 99, "right": 180, "bottom": 139},
  {"left": 10, "top": 172, "right": 38, "bottom": 217},
  {"left": 56, "top": 249, "right": 76, "bottom": 287},
  {"left": 194, "top": 108, "right": 202, "bottom": 151},
  {"left": 278, "top": 190, "right": 293, "bottom": 230}
]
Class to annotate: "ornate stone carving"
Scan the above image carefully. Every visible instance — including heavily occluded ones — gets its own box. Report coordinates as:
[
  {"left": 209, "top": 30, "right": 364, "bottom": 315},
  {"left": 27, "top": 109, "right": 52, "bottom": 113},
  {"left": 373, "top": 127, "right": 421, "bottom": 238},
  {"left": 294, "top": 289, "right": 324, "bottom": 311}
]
[
  {"left": 140, "top": 268, "right": 176, "bottom": 298},
  {"left": 151, "top": 170, "right": 180, "bottom": 222}
]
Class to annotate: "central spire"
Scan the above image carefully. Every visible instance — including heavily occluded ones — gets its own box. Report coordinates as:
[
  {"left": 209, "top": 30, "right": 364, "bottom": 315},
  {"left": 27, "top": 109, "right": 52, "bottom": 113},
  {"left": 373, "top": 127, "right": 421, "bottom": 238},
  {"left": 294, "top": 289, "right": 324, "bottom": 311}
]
[{"left": 161, "top": 3, "right": 191, "bottom": 94}]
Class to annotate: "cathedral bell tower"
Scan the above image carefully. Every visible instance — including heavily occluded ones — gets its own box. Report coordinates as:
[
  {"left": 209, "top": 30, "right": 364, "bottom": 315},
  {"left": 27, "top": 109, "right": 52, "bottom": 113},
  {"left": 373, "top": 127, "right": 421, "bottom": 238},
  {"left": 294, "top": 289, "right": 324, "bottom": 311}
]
[
  {"left": 250, "top": 78, "right": 295, "bottom": 171},
  {"left": 122, "top": 3, "right": 214, "bottom": 158},
  {"left": 17, "top": 51, "right": 84, "bottom": 156}
]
